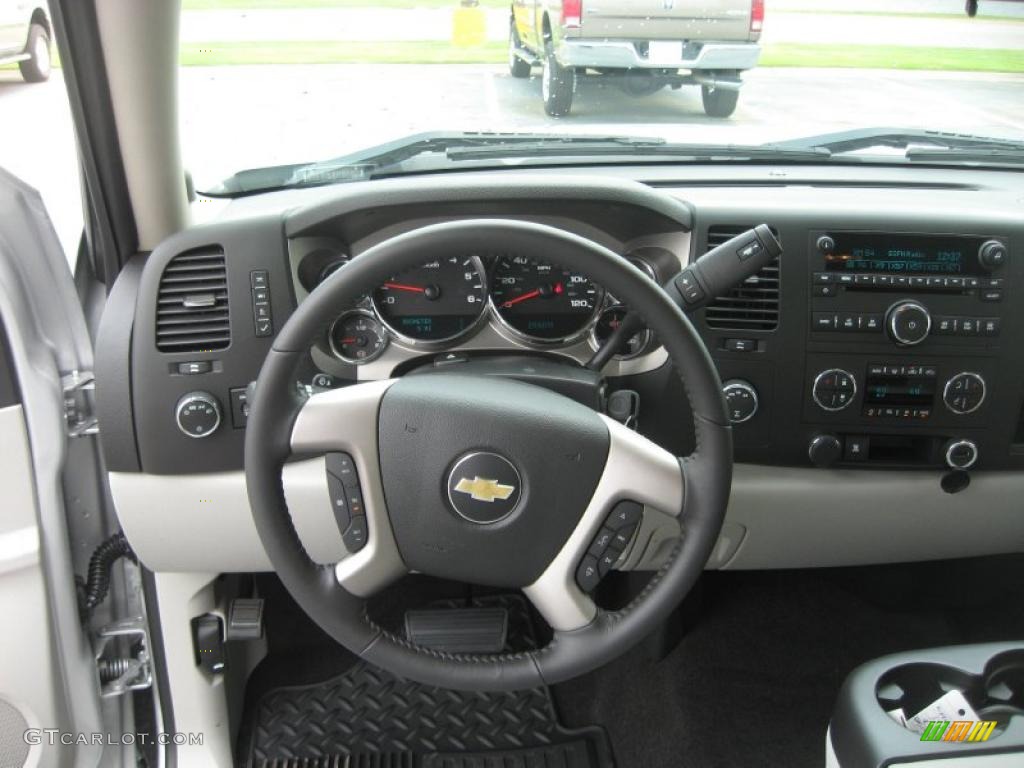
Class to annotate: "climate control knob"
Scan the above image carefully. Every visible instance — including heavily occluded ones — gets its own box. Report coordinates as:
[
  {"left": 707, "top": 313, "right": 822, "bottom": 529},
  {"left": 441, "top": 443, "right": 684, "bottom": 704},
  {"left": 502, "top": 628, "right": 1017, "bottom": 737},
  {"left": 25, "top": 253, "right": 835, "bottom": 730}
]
[
  {"left": 175, "top": 391, "right": 222, "bottom": 438},
  {"left": 808, "top": 434, "right": 843, "bottom": 468},
  {"left": 943, "top": 372, "right": 986, "bottom": 415},
  {"left": 812, "top": 368, "right": 856, "bottom": 412},
  {"left": 722, "top": 379, "right": 758, "bottom": 424},
  {"left": 887, "top": 300, "right": 931, "bottom": 346},
  {"left": 944, "top": 439, "right": 979, "bottom": 470}
]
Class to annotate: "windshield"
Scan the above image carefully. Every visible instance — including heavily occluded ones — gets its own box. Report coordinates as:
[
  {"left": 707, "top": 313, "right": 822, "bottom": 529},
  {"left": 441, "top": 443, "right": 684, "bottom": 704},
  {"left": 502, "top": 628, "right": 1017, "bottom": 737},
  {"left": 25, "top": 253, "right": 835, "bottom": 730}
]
[{"left": 178, "top": 0, "right": 1024, "bottom": 193}]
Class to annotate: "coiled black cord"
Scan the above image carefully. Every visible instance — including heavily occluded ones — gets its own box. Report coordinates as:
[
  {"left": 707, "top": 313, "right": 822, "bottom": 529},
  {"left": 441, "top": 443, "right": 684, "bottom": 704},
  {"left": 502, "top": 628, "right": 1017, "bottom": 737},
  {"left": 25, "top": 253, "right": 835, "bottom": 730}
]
[{"left": 82, "top": 532, "right": 137, "bottom": 612}]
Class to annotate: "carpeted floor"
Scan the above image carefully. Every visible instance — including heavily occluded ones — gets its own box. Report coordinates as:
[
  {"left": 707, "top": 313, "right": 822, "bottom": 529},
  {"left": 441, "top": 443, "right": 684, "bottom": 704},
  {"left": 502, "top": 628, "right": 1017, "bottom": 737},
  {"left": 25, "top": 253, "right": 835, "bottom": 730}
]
[{"left": 553, "top": 557, "right": 1024, "bottom": 768}]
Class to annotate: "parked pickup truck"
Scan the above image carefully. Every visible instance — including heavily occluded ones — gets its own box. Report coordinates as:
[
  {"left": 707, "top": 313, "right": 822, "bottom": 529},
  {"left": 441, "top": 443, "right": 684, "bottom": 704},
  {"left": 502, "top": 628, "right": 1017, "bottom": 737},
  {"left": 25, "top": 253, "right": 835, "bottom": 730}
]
[
  {"left": 509, "top": 0, "right": 763, "bottom": 117},
  {"left": 0, "top": 1, "right": 51, "bottom": 83}
]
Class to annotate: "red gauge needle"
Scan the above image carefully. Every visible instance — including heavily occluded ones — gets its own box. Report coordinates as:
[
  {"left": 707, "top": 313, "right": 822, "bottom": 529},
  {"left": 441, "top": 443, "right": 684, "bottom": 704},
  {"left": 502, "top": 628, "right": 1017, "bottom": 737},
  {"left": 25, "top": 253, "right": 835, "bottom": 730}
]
[
  {"left": 383, "top": 281, "right": 426, "bottom": 293},
  {"left": 502, "top": 282, "right": 563, "bottom": 308},
  {"left": 502, "top": 289, "right": 541, "bottom": 308},
  {"left": 340, "top": 338, "right": 357, "bottom": 344}
]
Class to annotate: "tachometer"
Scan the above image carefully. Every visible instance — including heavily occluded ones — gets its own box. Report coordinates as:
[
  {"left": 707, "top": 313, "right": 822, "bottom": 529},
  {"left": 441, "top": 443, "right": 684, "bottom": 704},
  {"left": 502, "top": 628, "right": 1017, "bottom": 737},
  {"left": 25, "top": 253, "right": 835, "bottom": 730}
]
[
  {"left": 372, "top": 256, "right": 487, "bottom": 344},
  {"left": 490, "top": 255, "right": 603, "bottom": 343}
]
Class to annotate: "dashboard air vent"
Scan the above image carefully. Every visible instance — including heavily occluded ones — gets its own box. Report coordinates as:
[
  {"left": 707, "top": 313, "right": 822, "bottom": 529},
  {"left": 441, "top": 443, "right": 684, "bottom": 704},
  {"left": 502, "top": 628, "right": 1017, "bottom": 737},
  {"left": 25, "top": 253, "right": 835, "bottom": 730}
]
[
  {"left": 155, "top": 249, "right": 230, "bottom": 352},
  {"left": 703, "top": 225, "right": 780, "bottom": 332}
]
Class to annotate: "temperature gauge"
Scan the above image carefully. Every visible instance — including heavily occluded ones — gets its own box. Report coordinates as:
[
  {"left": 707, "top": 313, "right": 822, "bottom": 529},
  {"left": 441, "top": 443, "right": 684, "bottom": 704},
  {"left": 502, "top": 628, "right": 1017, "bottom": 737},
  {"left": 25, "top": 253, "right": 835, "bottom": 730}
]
[
  {"left": 591, "top": 306, "right": 652, "bottom": 359},
  {"left": 330, "top": 310, "right": 388, "bottom": 364}
]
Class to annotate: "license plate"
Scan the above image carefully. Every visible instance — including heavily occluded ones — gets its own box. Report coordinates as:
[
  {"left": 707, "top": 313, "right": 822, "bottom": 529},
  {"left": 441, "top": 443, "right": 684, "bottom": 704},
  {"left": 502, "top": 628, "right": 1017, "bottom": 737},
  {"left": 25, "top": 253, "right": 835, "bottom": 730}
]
[{"left": 648, "top": 41, "right": 681, "bottom": 66}]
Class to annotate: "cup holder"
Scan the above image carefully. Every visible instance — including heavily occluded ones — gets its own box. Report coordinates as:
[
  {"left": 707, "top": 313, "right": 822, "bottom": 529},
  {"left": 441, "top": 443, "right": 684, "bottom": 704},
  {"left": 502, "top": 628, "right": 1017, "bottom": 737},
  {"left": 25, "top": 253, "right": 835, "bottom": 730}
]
[{"left": 875, "top": 650, "right": 1024, "bottom": 741}]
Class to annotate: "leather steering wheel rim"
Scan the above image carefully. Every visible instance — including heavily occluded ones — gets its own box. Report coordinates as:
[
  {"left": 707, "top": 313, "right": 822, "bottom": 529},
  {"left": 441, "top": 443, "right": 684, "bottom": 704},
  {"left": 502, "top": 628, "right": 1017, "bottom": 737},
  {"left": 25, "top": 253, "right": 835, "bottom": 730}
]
[{"left": 245, "top": 218, "right": 732, "bottom": 691}]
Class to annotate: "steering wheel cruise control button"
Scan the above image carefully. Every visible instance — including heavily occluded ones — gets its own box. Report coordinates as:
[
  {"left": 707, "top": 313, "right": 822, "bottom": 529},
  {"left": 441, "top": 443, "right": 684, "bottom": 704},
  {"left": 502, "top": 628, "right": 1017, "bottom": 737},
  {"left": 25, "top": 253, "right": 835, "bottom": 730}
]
[
  {"left": 343, "top": 516, "right": 368, "bottom": 551},
  {"left": 324, "top": 452, "right": 369, "bottom": 551}
]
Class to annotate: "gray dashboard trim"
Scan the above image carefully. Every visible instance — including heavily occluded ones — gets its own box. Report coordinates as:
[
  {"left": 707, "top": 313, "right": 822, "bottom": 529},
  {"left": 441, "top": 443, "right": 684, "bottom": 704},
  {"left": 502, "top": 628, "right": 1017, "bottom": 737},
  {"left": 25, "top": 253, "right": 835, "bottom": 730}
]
[
  {"left": 283, "top": 173, "right": 694, "bottom": 236},
  {"left": 108, "top": 463, "right": 1024, "bottom": 573}
]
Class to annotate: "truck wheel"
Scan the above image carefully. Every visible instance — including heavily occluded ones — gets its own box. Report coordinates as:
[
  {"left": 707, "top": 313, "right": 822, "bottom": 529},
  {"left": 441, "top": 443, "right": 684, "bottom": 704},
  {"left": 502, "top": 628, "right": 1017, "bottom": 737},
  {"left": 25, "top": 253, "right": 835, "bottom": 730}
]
[
  {"left": 508, "top": 20, "right": 531, "bottom": 78},
  {"left": 701, "top": 85, "right": 739, "bottom": 118},
  {"left": 966, "top": 0, "right": 979, "bottom": 17},
  {"left": 19, "top": 23, "right": 51, "bottom": 83},
  {"left": 541, "top": 45, "right": 575, "bottom": 117}
]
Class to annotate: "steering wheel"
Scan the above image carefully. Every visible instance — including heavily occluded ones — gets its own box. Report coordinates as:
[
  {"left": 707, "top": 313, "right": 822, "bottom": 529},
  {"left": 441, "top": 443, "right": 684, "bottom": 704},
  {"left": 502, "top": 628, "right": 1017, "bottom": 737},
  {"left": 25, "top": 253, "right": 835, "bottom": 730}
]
[{"left": 245, "top": 219, "right": 732, "bottom": 691}]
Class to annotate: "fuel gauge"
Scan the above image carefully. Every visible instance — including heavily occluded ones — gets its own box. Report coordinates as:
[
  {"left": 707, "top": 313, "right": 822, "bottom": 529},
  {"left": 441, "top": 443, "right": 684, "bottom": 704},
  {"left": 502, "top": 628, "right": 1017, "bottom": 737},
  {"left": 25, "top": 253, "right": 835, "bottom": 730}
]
[{"left": 330, "top": 310, "right": 388, "bottom": 364}]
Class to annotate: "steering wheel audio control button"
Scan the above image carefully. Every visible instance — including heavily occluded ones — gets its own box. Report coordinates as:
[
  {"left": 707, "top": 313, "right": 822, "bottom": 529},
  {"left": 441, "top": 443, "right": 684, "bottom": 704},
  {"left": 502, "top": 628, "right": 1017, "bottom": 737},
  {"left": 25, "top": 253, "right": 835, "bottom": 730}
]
[
  {"left": 588, "top": 527, "right": 616, "bottom": 556},
  {"left": 607, "top": 500, "right": 643, "bottom": 530},
  {"left": 576, "top": 556, "right": 601, "bottom": 593}
]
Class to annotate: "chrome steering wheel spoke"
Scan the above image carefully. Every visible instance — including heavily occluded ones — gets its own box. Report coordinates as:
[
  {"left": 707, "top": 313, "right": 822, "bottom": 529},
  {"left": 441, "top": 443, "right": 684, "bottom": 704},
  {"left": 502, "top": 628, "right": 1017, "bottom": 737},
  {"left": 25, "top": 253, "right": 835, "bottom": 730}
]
[
  {"left": 523, "top": 415, "right": 685, "bottom": 631},
  {"left": 290, "top": 379, "right": 406, "bottom": 597}
]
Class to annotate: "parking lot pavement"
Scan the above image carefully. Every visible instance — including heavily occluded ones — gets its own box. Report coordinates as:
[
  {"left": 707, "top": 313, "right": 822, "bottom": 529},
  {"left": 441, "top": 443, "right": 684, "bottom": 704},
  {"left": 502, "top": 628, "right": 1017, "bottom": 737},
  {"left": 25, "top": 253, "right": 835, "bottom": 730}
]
[
  {"left": 177, "top": 65, "right": 1024, "bottom": 187},
  {"left": 3, "top": 65, "right": 1023, "bottom": 261}
]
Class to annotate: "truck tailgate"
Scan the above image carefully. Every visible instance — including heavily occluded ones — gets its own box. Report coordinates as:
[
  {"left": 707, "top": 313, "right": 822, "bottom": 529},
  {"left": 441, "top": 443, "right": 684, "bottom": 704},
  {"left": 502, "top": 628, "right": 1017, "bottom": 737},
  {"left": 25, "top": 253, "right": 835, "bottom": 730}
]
[{"left": 582, "top": 0, "right": 752, "bottom": 41}]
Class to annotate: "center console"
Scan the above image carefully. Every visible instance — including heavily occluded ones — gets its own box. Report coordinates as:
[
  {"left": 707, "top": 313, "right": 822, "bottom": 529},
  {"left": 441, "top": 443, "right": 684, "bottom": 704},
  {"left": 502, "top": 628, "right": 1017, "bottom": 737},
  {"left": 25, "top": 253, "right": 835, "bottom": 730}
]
[
  {"left": 701, "top": 224, "right": 1020, "bottom": 472},
  {"left": 801, "top": 230, "right": 1011, "bottom": 470}
]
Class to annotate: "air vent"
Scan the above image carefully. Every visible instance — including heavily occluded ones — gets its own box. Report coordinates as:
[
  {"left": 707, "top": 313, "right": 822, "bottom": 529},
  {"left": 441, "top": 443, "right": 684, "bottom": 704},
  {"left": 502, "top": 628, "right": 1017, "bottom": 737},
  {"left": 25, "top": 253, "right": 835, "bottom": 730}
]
[
  {"left": 703, "top": 226, "right": 779, "bottom": 332},
  {"left": 155, "top": 249, "right": 230, "bottom": 352}
]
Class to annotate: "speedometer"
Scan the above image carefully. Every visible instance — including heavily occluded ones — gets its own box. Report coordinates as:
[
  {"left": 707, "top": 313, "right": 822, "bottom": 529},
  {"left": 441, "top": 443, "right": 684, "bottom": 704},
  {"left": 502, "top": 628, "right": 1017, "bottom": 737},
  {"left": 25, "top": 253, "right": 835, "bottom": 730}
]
[
  {"left": 490, "top": 256, "right": 603, "bottom": 343},
  {"left": 373, "top": 256, "right": 487, "bottom": 344}
]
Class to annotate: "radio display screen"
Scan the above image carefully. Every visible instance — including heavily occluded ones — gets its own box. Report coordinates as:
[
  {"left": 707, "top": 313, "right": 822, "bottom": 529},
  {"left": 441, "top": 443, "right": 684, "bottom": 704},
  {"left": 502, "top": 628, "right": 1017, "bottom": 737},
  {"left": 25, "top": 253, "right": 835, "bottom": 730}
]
[
  {"left": 864, "top": 366, "right": 936, "bottom": 410},
  {"left": 824, "top": 233, "right": 983, "bottom": 275}
]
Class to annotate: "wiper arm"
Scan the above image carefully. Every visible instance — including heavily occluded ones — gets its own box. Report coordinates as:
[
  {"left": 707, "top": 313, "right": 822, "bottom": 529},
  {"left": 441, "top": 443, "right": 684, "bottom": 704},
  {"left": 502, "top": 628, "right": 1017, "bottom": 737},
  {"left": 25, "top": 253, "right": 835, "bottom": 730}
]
[
  {"left": 446, "top": 141, "right": 829, "bottom": 161},
  {"left": 776, "top": 126, "right": 1024, "bottom": 155},
  {"left": 288, "top": 132, "right": 671, "bottom": 184}
]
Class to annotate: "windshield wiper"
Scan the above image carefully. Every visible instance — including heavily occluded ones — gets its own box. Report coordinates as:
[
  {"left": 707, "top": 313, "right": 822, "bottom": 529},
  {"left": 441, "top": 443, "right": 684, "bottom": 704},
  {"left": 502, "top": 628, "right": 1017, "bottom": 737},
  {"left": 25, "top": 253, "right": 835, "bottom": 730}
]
[
  {"left": 776, "top": 127, "right": 1024, "bottom": 157},
  {"left": 205, "top": 131, "right": 828, "bottom": 196}
]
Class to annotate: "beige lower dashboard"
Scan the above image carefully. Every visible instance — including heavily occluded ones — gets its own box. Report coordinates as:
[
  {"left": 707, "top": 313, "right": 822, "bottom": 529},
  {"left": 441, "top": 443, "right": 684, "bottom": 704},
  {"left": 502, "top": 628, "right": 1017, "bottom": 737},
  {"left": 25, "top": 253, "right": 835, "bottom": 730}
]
[{"left": 109, "top": 463, "right": 1024, "bottom": 573}]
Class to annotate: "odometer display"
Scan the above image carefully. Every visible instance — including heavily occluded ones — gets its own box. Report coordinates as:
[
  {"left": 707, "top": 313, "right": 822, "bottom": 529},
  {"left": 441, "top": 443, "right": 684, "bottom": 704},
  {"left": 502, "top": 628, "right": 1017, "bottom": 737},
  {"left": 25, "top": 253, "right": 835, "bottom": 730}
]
[
  {"left": 373, "top": 256, "right": 487, "bottom": 343},
  {"left": 490, "top": 256, "right": 602, "bottom": 342}
]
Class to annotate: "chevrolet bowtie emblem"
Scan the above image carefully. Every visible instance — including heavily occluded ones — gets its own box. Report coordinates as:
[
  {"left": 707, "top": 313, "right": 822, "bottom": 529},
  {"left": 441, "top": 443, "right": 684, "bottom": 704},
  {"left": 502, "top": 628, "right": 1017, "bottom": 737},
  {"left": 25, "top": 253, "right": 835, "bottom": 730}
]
[{"left": 453, "top": 476, "right": 516, "bottom": 503}]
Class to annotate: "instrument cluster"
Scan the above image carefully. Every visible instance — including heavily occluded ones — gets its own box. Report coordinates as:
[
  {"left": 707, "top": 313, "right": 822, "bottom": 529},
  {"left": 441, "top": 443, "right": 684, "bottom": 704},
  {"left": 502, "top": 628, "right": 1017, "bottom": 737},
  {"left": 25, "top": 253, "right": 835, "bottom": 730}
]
[{"left": 298, "top": 246, "right": 660, "bottom": 364}]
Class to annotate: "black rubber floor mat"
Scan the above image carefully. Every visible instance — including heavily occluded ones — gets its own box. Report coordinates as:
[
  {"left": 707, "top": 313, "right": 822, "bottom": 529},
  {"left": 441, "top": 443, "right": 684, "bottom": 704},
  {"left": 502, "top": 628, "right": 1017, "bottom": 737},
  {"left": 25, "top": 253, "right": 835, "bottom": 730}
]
[{"left": 244, "top": 596, "right": 612, "bottom": 768}]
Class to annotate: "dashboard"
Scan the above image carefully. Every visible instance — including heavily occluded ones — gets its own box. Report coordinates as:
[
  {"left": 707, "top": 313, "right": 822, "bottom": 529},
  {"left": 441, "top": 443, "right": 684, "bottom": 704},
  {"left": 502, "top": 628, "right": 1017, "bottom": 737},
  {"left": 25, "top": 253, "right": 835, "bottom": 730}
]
[{"left": 97, "top": 166, "right": 1024, "bottom": 575}]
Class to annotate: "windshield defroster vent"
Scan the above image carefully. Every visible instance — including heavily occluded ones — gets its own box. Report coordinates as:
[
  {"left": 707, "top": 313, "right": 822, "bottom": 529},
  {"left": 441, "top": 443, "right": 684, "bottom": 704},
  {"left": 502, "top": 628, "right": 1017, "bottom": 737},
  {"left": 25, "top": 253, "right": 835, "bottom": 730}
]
[
  {"left": 703, "top": 225, "right": 780, "bottom": 332},
  {"left": 155, "top": 249, "right": 231, "bottom": 352}
]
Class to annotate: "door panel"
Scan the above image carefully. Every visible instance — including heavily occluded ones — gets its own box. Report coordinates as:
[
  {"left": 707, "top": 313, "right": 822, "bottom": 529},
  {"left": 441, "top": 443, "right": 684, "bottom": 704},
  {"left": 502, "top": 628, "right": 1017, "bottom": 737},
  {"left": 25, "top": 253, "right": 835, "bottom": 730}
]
[{"left": 0, "top": 169, "right": 106, "bottom": 767}]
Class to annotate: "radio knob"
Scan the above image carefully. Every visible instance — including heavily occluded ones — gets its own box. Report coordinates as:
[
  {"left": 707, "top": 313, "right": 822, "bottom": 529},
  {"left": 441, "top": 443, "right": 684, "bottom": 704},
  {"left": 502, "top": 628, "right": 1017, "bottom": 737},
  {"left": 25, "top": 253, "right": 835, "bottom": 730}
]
[
  {"left": 944, "top": 439, "right": 979, "bottom": 470},
  {"left": 809, "top": 434, "right": 843, "bottom": 468},
  {"left": 887, "top": 300, "right": 931, "bottom": 346},
  {"left": 943, "top": 372, "right": 986, "bottom": 415},
  {"left": 978, "top": 240, "right": 1007, "bottom": 270},
  {"left": 175, "top": 391, "right": 222, "bottom": 438},
  {"left": 722, "top": 379, "right": 758, "bottom": 424},
  {"left": 816, "top": 235, "right": 836, "bottom": 255}
]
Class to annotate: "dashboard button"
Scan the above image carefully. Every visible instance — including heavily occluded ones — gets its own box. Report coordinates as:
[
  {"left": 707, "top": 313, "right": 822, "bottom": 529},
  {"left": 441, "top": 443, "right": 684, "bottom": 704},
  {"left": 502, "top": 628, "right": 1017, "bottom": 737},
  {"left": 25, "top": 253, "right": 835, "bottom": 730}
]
[
  {"left": 944, "top": 373, "right": 986, "bottom": 415},
  {"left": 844, "top": 436, "right": 870, "bottom": 461},
  {"left": 813, "top": 272, "right": 834, "bottom": 284},
  {"left": 175, "top": 392, "right": 222, "bottom": 439},
  {"left": 959, "top": 318, "right": 978, "bottom": 335},
  {"left": 887, "top": 300, "right": 931, "bottom": 346},
  {"left": 177, "top": 361, "right": 212, "bottom": 375},
  {"left": 812, "top": 313, "right": 837, "bottom": 331},
  {"left": 934, "top": 316, "right": 957, "bottom": 334},
  {"left": 981, "top": 318, "right": 1000, "bottom": 336},
  {"left": 814, "top": 284, "right": 838, "bottom": 297},
  {"left": 862, "top": 314, "right": 882, "bottom": 331},
  {"left": 980, "top": 289, "right": 1003, "bottom": 302},
  {"left": 837, "top": 273, "right": 855, "bottom": 285}
]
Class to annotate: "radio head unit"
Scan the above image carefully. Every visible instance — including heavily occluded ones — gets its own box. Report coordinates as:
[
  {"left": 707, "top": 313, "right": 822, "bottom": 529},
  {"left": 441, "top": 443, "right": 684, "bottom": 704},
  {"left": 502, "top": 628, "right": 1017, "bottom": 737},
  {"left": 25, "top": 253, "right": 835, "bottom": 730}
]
[{"left": 823, "top": 233, "right": 986, "bottom": 276}]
